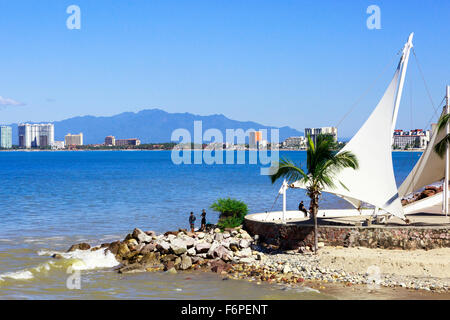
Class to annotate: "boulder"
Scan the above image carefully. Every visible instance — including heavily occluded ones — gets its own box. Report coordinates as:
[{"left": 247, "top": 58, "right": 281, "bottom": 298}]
[
  {"left": 166, "top": 267, "right": 177, "bottom": 274},
  {"left": 170, "top": 239, "right": 188, "bottom": 255},
  {"left": 140, "top": 252, "right": 161, "bottom": 267},
  {"left": 140, "top": 243, "right": 156, "bottom": 254},
  {"left": 214, "top": 228, "right": 221, "bottom": 233},
  {"left": 222, "top": 232, "right": 231, "bottom": 239},
  {"left": 67, "top": 243, "right": 91, "bottom": 252},
  {"left": 239, "top": 239, "right": 250, "bottom": 249},
  {"left": 132, "top": 228, "right": 153, "bottom": 243},
  {"left": 125, "top": 239, "right": 138, "bottom": 247},
  {"left": 215, "top": 246, "right": 232, "bottom": 261},
  {"left": 214, "top": 233, "right": 224, "bottom": 242},
  {"left": 197, "top": 232, "right": 206, "bottom": 239},
  {"left": 229, "top": 243, "right": 239, "bottom": 252},
  {"left": 195, "top": 242, "right": 211, "bottom": 253},
  {"left": 207, "top": 242, "right": 220, "bottom": 258},
  {"left": 210, "top": 259, "right": 231, "bottom": 273},
  {"left": 145, "top": 230, "right": 156, "bottom": 237},
  {"left": 156, "top": 240, "right": 171, "bottom": 253},
  {"left": 107, "top": 241, "right": 121, "bottom": 255},
  {"left": 239, "top": 257, "right": 254, "bottom": 264},
  {"left": 237, "top": 247, "right": 252, "bottom": 257},
  {"left": 179, "top": 255, "right": 193, "bottom": 270},
  {"left": 187, "top": 247, "right": 196, "bottom": 256},
  {"left": 178, "top": 236, "right": 195, "bottom": 248},
  {"left": 117, "top": 243, "right": 130, "bottom": 257}
]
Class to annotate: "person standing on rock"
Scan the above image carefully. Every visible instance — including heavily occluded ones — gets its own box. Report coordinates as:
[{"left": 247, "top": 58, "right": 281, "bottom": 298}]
[
  {"left": 200, "top": 209, "right": 207, "bottom": 231},
  {"left": 189, "top": 212, "right": 196, "bottom": 232}
]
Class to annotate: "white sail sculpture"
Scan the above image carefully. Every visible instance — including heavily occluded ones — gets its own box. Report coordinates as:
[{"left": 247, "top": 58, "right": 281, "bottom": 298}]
[
  {"left": 291, "top": 33, "right": 415, "bottom": 220},
  {"left": 398, "top": 111, "right": 446, "bottom": 198}
]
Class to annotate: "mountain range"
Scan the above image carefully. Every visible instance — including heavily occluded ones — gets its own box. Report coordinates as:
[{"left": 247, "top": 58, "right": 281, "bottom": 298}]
[{"left": 9, "top": 109, "right": 304, "bottom": 145}]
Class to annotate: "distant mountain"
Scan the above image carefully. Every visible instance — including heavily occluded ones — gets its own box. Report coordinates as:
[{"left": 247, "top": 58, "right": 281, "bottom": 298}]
[{"left": 9, "top": 109, "right": 303, "bottom": 145}]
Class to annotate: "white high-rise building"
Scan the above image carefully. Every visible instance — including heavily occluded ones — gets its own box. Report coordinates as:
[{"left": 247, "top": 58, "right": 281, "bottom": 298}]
[{"left": 18, "top": 123, "right": 54, "bottom": 148}]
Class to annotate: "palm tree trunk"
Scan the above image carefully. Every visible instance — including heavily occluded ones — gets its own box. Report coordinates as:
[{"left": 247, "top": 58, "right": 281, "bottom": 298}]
[{"left": 308, "top": 191, "right": 319, "bottom": 254}]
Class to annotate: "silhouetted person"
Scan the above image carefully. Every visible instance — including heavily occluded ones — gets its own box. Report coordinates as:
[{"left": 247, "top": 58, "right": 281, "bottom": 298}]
[
  {"left": 200, "top": 209, "right": 207, "bottom": 231},
  {"left": 189, "top": 212, "right": 196, "bottom": 232},
  {"left": 298, "top": 201, "right": 308, "bottom": 218}
]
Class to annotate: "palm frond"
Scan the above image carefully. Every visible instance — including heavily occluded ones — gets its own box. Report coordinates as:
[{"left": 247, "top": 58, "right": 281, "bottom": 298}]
[
  {"left": 434, "top": 133, "right": 450, "bottom": 158},
  {"left": 269, "top": 158, "right": 308, "bottom": 185},
  {"left": 436, "top": 113, "right": 450, "bottom": 133}
]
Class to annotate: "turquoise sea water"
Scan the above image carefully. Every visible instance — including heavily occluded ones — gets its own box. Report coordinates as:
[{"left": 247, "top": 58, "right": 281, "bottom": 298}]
[{"left": 0, "top": 150, "right": 421, "bottom": 299}]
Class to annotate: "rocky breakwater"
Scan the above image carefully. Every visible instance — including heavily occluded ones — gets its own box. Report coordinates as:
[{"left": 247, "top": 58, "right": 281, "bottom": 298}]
[
  {"left": 67, "top": 227, "right": 261, "bottom": 275},
  {"left": 65, "top": 228, "right": 449, "bottom": 293}
]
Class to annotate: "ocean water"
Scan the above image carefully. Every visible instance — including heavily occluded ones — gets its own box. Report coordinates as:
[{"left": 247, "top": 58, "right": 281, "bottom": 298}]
[{"left": 0, "top": 150, "right": 421, "bottom": 299}]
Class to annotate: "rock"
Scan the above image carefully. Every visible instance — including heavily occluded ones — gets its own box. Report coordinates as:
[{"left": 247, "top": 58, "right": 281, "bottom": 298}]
[
  {"left": 207, "top": 242, "right": 220, "bottom": 258},
  {"left": 197, "top": 232, "right": 205, "bottom": 239},
  {"left": 187, "top": 247, "right": 196, "bottom": 256},
  {"left": 178, "top": 236, "right": 195, "bottom": 248},
  {"left": 125, "top": 239, "right": 138, "bottom": 247},
  {"left": 210, "top": 259, "right": 231, "bottom": 273},
  {"left": 214, "top": 233, "right": 224, "bottom": 242},
  {"left": 135, "top": 243, "right": 146, "bottom": 252},
  {"left": 239, "top": 239, "right": 250, "bottom": 249},
  {"left": 140, "top": 252, "right": 161, "bottom": 267},
  {"left": 237, "top": 247, "right": 252, "bottom": 257},
  {"left": 167, "top": 234, "right": 177, "bottom": 242},
  {"left": 166, "top": 267, "right": 177, "bottom": 274},
  {"left": 170, "top": 239, "right": 188, "bottom": 255},
  {"left": 223, "top": 232, "right": 231, "bottom": 239},
  {"left": 164, "top": 231, "right": 179, "bottom": 237},
  {"left": 317, "top": 242, "right": 325, "bottom": 248},
  {"left": 67, "top": 243, "right": 91, "bottom": 252},
  {"left": 140, "top": 243, "right": 156, "bottom": 254},
  {"left": 239, "top": 257, "right": 254, "bottom": 264},
  {"left": 195, "top": 242, "right": 211, "bottom": 253},
  {"left": 214, "top": 228, "right": 221, "bottom": 233},
  {"left": 132, "top": 228, "right": 153, "bottom": 243},
  {"left": 118, "top": 263, "right": 146, "bottom": 274},
  {"left": 214, "top": 245, "right": 232, "bottom": 261},
  {"left": 156, "top": 240, "right": 171, "bottom": 253},
  {"left": 107, "top": 241, "right": 121, "bottom": 255},
  {"left": 117, "top": 243, "right": 130, "bottom": 257},
  {"left": 191, "top": 256, "right": 204, "bottom": 264},
  {"left": 52, "top": 254, "right": 63, "bottom": 259},
  {"left": 145, "top": 230, "right": 156, "bottom": 237},
  {"left": 229, "top": 243, "right": 239, "bottom": 252},
  {"left": 231, "top": 230, "right": 239, "bottom": 236},
  {"left": 179, "top": 255, "right": 192, "bottom": 270}
]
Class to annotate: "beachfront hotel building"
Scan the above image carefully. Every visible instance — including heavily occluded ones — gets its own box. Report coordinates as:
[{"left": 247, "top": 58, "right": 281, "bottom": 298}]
[
  {"left": 105, "top": 136, "right": 116, "bottom": 146},
  {"left": 0, "top": 126, "right": 12, "bottom": 149},
  {"left": 283, "top": 136, "right": 307, "bottom": 149},
  {"left": 249, "top": 131, "right": 263, "bottom": 148},
  {"left": 65, "top": 133, "right": 84, "bottom": 146},
  {"left": 304, "top": 127, "right": 338, "bottom": 144},
  {"left": 393, "top": 129, "right": 430, "bottom": 150},
  {"left": 18, "top": 123, "right": 54, "bottom": 148},
  {"left": 115, "top": 138, "right": 141, "bottom": 146}
]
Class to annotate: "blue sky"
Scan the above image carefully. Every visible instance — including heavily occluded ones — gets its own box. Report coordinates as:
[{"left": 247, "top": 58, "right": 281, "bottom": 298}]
[{"left": 0, "top": 0, "right": 449, "bottom": 138}]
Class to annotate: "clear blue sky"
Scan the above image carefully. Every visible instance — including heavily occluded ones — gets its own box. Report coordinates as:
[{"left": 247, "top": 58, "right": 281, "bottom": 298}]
[{"left": 0, "top": 0, "right": 449, "bottom": 138}]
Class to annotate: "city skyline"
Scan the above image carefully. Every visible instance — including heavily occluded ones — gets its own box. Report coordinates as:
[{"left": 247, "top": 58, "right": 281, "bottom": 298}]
[{"left": 0, "top": 1, "right": 449, "bottom": 138}]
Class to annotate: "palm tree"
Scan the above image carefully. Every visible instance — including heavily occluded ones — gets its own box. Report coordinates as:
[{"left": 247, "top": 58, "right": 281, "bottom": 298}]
[
  {"left": 270, "top": 134, "right": 359, "bottom": 253},
  {"left": 434, "top": 113, "right": 450, "bottom": 158}
]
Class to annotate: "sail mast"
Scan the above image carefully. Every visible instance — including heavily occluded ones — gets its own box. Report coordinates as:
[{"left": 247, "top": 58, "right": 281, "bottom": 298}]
[
  {"left": 391, "top": 33, "right": 414, "bottom": 137},
  {"left": 445, "top": 85, "right": 450, "bottom": 216}
]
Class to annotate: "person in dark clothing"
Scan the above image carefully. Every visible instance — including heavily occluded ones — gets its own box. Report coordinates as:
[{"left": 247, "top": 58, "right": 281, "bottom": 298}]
[
  {"left": 200, "top": 209, "right": 207, "bottom": 231},
  {"left": 189, "top": 212, "right": 196, "bottom": 232},
  {"left": 298, "top": 201, "right": 308, "bottom": 217}
]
